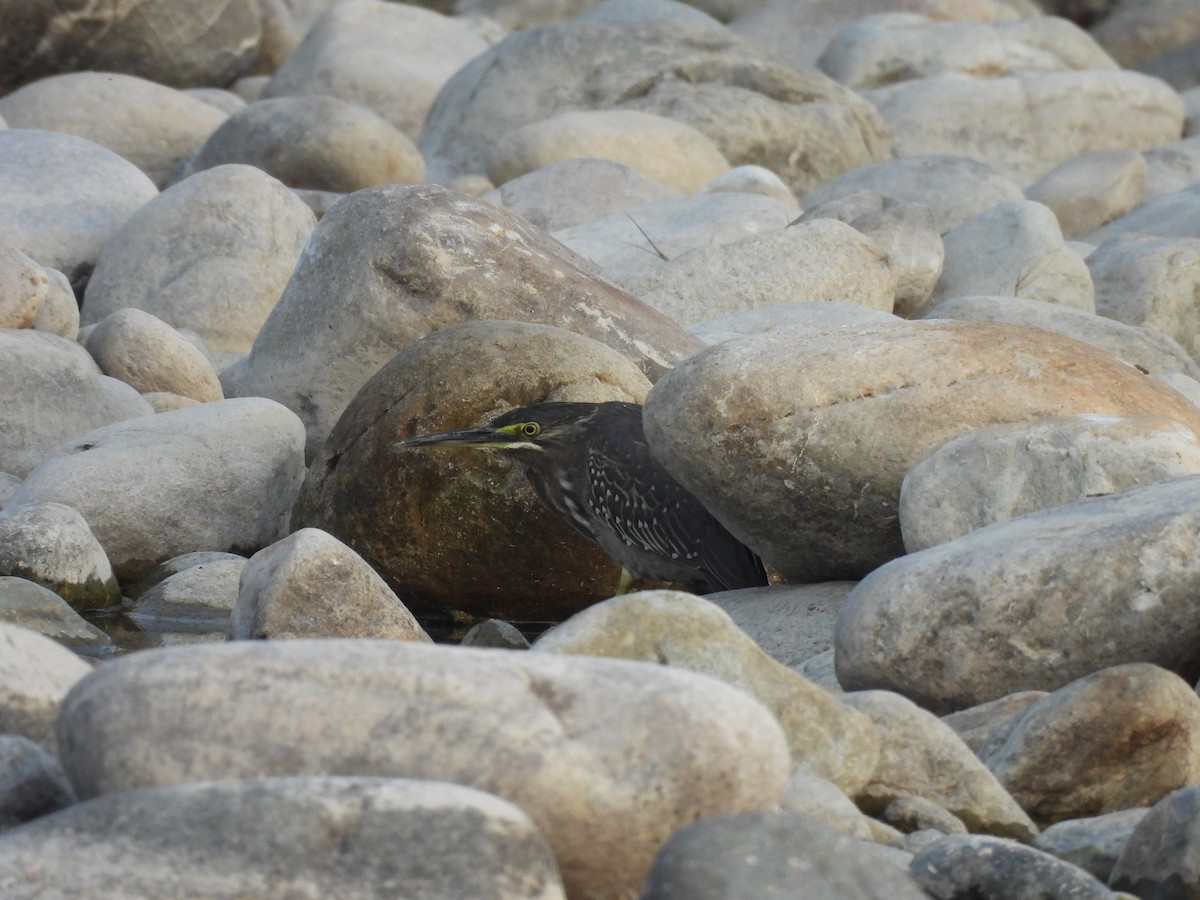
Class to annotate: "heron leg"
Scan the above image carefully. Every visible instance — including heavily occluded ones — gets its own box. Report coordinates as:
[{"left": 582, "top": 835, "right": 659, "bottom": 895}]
[{"left": 616, "top": 568, "right": 635, "bottom": 595}]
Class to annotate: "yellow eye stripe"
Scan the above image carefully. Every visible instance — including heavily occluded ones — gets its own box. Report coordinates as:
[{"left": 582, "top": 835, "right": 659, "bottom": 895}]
[{"left": 498, "top": 422, "right": 541, "bottom": 438}]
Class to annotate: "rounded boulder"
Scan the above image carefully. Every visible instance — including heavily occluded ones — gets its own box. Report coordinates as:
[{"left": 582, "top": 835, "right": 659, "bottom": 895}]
[{"left": 643, "top": 319, "right": 1200, "bottom": 582}]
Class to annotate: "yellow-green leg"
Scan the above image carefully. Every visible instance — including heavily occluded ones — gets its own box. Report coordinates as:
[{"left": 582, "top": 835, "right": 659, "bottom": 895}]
[{"left": 616, "top": 568, "right": 635, "bottom": 595}]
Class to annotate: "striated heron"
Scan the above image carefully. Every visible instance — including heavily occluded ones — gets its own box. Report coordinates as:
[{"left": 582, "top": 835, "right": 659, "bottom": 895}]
[{"left": 395, "top": 401, "right": 767, "bottom": 594}]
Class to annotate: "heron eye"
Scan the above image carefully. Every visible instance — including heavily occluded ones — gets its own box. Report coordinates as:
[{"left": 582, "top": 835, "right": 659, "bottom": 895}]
[{"left": 521, "top": 422, "right": 540, "bottom": 437}]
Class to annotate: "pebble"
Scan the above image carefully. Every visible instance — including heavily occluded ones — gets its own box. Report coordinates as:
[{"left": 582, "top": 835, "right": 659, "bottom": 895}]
[
  {"left": 84, "top": 307, "right": 224, "bottom": 403},
  {"left": 840, "top": 690, "right": 1037, "bottom": 841},
  {"left": 796, "top": 190, "right": 944, "bottom": 316},
  {"left": 622, "top": 216, "right": 896, "bottom": 324},
  {"left": 262, "top": 0, "right": 496, "bottom": 139},
  {"left": 553, "top": 190, "right": 799, "bottom": 284},
  {"left": 4, "top": 1, "right": 1200, "bottom": 894},
  {"left": 0, "top": 329, "right": 152, "bottom": 478},
  {"left": 1024, "top": 148, "right": 1147, "bottom": 239},
  {"left": 0, "top": 622, "right": 91, "bottom": 754}
]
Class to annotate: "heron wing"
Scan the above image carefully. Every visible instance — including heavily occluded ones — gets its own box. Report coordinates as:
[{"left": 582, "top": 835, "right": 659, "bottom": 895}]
[{"left": 584, "top": 435, "right": 766, "bottom": 591}]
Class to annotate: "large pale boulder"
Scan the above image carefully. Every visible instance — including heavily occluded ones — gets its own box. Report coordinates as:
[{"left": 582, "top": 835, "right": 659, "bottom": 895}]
[
  {"left": 836, "top": 475, "right": 1200, "bottom": 711},
  {"left": 818, "top": 14, "right": 1116, "bottom": 89},
  {"left": 81, "top": 165, "right": 316, "bottom": 359},
  {"left": 643, "top": 320, "right": 1200, "bottom": 582},
  {"left": 229, "top": 528, "right": 430, "bottom": 642},
  {"left": 0, "top": 623, "right": 91, "bottom": 754},
  {"left": 55, "top": 639, "right": 791, "bottom": 899},
  {"left": 1088, "top": 234, "right": 1200, "bottom": 364},
  {"left": 84, "top": 308, "right": 223, "bottom": 403},
  {"left": 221, "top": 184, "right": 701, "bottom": 460},
  {"left": 0, "top": 330, "right": 152, "bottom": 478},
  {"left": 175, "top": 95, "right": 425, "bottom": 192},
  {"left": 864, "top": 70, "right": 1183, "bottom": 184},
  {"left": 553, "top": 191, "right": 799, "bottom": 285},
  {"left": 1024, "top": 149, "right": 1147, "bottom": 241},
  {"left": 622, "top": 218, "right": 896, "bottom": 324},
  {"left": 418, "top": 16, "right": 892, "bottom": 195},
  {"left": 918, "top": 295, "right": 1200, "bottom": 379},
  {"left": 801, "top": 154, "right": 1024, "bottom": 235},
  {"left": 0, "top": 246, "right": 77, "bottom": 338},
  {"left": 532, "top": 591, "right": 880, "bottom": 794},
  {"left": 0, "top": 777, "right": 566, "bottom": 900},
  {"left": 979, "top": 664, "right": 1200, "bottom": 824},
  {"left": 487, "top": 109, "right": 728, "bottom": 192},
  {"left": 0, "top": 130, "right": 158, "bottom": 291},
  {"left": 262, "top": 0, "right": 494, "bottom": 138},
  {"left": 923, "top": 200, "right": 1094, "bottom": 314},
  {"left": 842, "top": 690, "right": 1037, "bottom": 840},
  {"left": 0, "top": 73, "right": 228, "bottom": 188},
  {"left": 291, "top": 321, "right": 653, "bottom": 625},
  {"left": 482, "top": 157, "right": 681, "bottom": 232},
  {"left": 642, "top": 811, "right": 928, "bottom": 899},
  {"left": 6, "top": 398, "right": 306, "bottom": 582},
  {"left": 0, "top": 502, "right": 120, "bottom": 610},
  {"left": 900, "top": 415, "right": 1200, "bottom": 550},
  {"left": 0, "top": 0, "right": 261, "bottom": 93}
]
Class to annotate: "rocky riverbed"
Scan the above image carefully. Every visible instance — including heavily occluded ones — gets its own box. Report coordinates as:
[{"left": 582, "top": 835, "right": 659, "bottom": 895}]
[{"left": 4, "top": 0, "right": 1200, "bottom": 896}]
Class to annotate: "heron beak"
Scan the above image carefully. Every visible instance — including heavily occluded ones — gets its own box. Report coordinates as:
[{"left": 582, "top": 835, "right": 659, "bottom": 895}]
[{"left": 394, "top": 425, "right": 514, "bottom": 451}]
